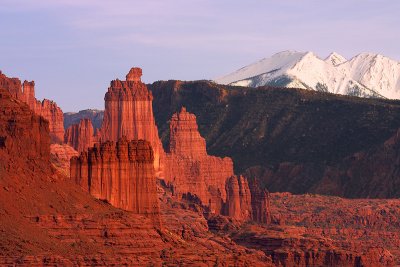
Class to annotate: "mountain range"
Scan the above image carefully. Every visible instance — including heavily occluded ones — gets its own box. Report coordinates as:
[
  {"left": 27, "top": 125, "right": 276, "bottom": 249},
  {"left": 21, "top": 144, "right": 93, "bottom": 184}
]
[{"left": 214, "top": 50, "right": 400, "bottom": 99}]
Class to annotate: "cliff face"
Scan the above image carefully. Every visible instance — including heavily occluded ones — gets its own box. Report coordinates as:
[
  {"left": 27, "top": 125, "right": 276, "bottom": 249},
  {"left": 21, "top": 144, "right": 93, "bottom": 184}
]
[
  {"left": 64, "top": 118, "right": 94, "bottom": 153},
  {"left": 149, "top": 80, "right": 400, "bottom": 198},
  {"left": 0, "top": 71, "right": 64, "bottom": 143},
  {"left": 0, "top": 87, "right": 50, "bottom": 171},
  {"left": 98, "top": 68, "right": 164, "bottom": 174},
  {"left": 70, "top": 138, "right": 160, "bottom": 223},
  {"left": 34, "top": 99, "right": 64, "bottom": 143}
]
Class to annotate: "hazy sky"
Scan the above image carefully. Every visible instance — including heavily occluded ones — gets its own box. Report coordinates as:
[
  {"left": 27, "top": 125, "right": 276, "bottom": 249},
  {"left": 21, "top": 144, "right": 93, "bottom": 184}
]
[{"left": 1, "top": 0, "right": 399, "bottom": 111}]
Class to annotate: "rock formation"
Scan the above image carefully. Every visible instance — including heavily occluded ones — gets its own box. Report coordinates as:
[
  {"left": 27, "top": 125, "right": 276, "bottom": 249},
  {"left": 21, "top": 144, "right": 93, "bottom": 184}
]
[
  {"left": 247, "top": 192, "right": 400, "bottom": 266},
  {"left": 0, "top": 70, "right": 64, "bottom": 143},
  {"left": 70, "top": 138, "right": 160, "bottom": 225},
  {"left": 163, "top": 107, "right": 269, "bottom": 223},
  {"left": 50, "top": 144, "right": 79, "bottom": 177},
  {"left": 248, "top": 178, "right": 271, "bottom": 224},
  {"left": 64, "top": 118, "right": 95, "bottom": 153},
  {"left": 0, "top": 87, "right": 50, "bottom": 169},
  {"left": 0, "top": 84, "right": 269, "bottom": 266},
  {"left": 97, "top": 68, "right": 164, "bottom": 174},
  {"left": 168, "top": 107, "right": 207, "bottom": 158},
  {"left": 163, "top": 107, "right": 234, "bottom": 214},
  {"left": 224, "top": 175, "right": 252, "bottom": 221},
  {"left": 66, "top": 68, "right": 270, "bottom": 224}
]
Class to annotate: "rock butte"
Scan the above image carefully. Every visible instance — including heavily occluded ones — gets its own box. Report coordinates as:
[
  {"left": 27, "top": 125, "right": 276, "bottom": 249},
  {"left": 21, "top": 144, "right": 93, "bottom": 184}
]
[
  {"left": 0, "top": 70, "right": 64, "bottom": 143},
  {"left": 97, "top": 67, "right": 165, "bottom": 174},
  {"left": 68, "top": 68, "right": 270, "bottom": 223}
]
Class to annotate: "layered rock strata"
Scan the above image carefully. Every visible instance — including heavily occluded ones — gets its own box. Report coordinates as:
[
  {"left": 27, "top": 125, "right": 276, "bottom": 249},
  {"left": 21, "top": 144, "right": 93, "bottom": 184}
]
[
  {"left": 70, "top": 138, "right": 160, "bottom": 224},
  {"left": 0, "top": 70, "right": 64, "bottom": 143}
]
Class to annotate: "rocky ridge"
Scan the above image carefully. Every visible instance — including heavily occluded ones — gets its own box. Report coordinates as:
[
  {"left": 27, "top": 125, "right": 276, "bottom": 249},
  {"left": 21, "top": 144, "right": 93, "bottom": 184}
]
[
  {"left": 214, "top": 50, "right": 400, "bottom": 99},
  {"left": 0, "top": 70, "right": 64, "bottom": 143},
  {"left": 149, "top": 80, "right": 400, "bottom": 198}
]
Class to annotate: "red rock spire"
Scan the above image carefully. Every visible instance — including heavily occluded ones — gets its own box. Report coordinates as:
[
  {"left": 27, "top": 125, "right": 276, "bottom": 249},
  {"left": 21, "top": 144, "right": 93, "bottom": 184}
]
[
  {"left": 126, "top": 67, "right": 142, "bottom": 82},
  {"left": 98, "top": 67, "right": 165, "bottom": 174},
  {"left": 168, "top": 106, "right": 207, "bottom": 158}
]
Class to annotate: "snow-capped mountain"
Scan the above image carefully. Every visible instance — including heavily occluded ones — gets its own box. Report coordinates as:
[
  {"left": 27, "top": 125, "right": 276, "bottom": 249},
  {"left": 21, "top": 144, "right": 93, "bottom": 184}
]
[{"left": 214, "top": 51, "right": 400, "bottom": 99}]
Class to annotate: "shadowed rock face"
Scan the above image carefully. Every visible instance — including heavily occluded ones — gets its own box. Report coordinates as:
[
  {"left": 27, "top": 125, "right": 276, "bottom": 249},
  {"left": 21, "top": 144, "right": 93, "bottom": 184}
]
[
  {"left": 70, "top": 138, "right": 160, "bottom": 225},
  {"left": 0, "top": 71, "right": 64, "bottom": 143},
  {"left": 149, "top": 80, "right": 400, "bottom": 198},
  {"left": 64, "top": 109, "right": 103, "bottom": 130}
]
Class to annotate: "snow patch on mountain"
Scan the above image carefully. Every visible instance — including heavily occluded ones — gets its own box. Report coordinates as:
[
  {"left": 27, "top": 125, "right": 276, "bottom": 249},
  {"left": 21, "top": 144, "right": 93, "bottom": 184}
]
[{"left": 214, "top": 51, "right": 400, "bottom": 99}]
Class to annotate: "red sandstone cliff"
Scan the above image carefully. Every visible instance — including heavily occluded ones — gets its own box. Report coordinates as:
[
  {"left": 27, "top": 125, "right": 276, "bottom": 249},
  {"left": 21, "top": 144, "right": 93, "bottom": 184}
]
[
  {"left": 0, "top": 70, "right": 64, "bottom": 143},
  {"left": 0, "top": 87, "right": 50, "bottom": 170},
  {"left": 64, "top": 118, "right": 94, "bottom": 152},
  {"left": 97, "top": 68, "right": 164, "bottom": 174},
  {"left": 70, "top": 138, "right": 160, "bottom": 225}
]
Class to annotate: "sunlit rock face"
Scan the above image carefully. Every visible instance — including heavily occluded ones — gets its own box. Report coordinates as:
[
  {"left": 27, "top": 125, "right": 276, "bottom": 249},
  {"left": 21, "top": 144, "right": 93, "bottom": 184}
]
[
  {"left": 70, "top": 138, "right": 160, "bottom": 225},
  {"left": 0, "top": 71, "right": 64, "bottom": 143},
  {"left": 97, "top": 67, "right": 165, "bottom": 175}
]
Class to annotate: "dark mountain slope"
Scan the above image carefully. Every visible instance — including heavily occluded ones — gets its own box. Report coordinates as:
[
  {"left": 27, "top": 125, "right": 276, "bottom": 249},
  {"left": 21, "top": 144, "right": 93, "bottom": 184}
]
[{"left": 149, "top": 81, "right": 400, "bottom": 198}]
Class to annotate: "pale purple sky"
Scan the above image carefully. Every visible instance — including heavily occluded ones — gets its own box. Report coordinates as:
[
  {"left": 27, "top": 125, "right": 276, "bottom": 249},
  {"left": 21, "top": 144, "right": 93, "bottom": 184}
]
[{"left": 1, "top": 0, "right": 399, "bottom": 111}]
